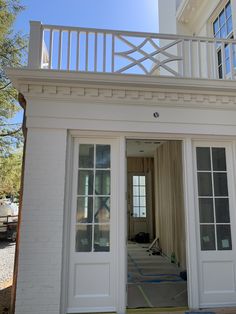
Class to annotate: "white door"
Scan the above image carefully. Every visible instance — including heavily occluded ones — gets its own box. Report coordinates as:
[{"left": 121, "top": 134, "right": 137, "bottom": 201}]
[
  {"left": 128, "top": 173, "right": 153, "bottom": 240},
  {"left": 194, "top": 142, "right": 236, "bottom": 307},
  {"left": 67, "top": 138, "right": 118, "bottom": 313}
]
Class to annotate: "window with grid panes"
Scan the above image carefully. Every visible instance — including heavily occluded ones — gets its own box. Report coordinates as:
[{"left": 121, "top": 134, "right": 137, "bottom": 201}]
[
  {"left": 213, "top": 1, "right": 236, "bottom": 78},
  {"left": 76, "top": 144, "right": 111, "bottom": 252},
  {"left": 196, "top": 147, "right": 232, "bottom": 251},
  {"left": 132, "top": 175, "right": 146, "bottom": 218}
]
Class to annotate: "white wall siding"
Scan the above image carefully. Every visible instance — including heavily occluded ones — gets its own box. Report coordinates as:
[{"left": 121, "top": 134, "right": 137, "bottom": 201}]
[{"left": 15, "top": 128, "right": 67, "bottom": 314}]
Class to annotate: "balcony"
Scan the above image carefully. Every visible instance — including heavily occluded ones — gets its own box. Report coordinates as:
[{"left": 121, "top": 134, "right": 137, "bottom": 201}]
[{"left": 28, "top": 21, "right": 236, "bottom": 81}]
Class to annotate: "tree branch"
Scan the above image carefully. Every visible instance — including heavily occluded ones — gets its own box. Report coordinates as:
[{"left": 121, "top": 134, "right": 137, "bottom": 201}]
[
  {"left": 0, "top": 82, "right": 11, "bottom": 90},
  {"left": 0, "top": 127, "right": 22, "bottom": 137}
]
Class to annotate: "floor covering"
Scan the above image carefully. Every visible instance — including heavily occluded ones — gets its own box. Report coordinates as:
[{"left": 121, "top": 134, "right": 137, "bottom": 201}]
[{"left": 127, "top": 242, "right": 188, "bottom": 309}]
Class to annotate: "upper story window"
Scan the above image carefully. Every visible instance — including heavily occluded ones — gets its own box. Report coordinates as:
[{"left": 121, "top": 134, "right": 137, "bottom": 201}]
[
  {"left": 212, "top": 1, "right": 235, "bottom": 78},
  {"left": 213, "top": 2, "right": 233, "bottom": 39}
]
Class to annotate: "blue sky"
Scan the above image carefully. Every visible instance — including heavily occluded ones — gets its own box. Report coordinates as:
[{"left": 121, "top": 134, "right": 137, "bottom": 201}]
[
  {"left": 15, "top": 0, "right": 159, "bottom": 34},
  {"left": 12, "top": 0, "right": 159, "bottom": 124}
]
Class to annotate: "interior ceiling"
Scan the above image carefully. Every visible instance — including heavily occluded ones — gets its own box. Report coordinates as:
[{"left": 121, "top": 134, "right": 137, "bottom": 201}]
[{"left": 126, "top": 139, "right": 165, "bottom": 157}]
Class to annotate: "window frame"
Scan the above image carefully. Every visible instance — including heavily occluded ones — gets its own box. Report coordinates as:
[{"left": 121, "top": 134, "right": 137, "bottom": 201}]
[
  {"left": 131, "top": 173, "right": 147, "bottom": 219},
  {"left": 211, "top": 1, "right": 235, "bottom": 78}
]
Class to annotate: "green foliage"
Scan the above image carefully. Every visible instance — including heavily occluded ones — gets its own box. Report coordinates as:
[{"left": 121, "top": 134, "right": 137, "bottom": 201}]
[
  {"left": 0, "top": 0, "right": 26, "bottom": 156},
  {"left": 0, "top": 150, "right": 22, "bottom": 198}
]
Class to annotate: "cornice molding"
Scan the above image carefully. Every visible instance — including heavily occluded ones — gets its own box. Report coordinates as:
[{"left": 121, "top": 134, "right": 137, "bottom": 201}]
[
  {"left": 6, "top": 68, "right": 236, "bottom": 110},
  {"left": 7, "top": 68, "right": 236, "bottom": 92},
  {"left": 18, "top": 82, "right": 236, "bottom": 110}
]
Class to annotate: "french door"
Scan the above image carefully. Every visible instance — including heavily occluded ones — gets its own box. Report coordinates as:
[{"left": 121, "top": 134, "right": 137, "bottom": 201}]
[
  {"left": 128, "top": 172, "right": 153, "bottom": 240},
  {"left": 67, "top": 138, "right": 119, "bottom": 313},
  {"left": 194, "top": 141, "right": 236, "bottom": 307}
]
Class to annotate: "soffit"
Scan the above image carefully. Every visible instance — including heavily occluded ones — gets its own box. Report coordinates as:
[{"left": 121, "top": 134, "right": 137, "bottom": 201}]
[{"left": 176, "top": 0, "right": 205, "bottom": 24}]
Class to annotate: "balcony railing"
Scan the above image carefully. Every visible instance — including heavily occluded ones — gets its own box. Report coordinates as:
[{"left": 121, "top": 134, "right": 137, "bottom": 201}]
[{"left": 28, "top": 21, "right": 236, "bottom": 80}]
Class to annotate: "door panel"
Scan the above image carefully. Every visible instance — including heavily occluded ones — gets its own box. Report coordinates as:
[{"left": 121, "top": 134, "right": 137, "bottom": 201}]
[
  {"left": 194, "top": 142, "right": 236, "bottom": 307},
  {"left": 67, "top": 139, "right": 118, "bottom": 313}
]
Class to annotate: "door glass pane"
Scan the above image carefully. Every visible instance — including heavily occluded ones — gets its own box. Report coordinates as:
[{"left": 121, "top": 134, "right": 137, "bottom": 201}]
[
  {"left": 212, "top": 148, "right": 226, "bottom": 171},
  {"left": 140, "top": 197, "right": 146, "bottom": 206},
  {"left": 133, "top": 176, "right": 139, "bottom": 185},
  {"left": 96, "top": 145, "right": 110, "bottom": 168},
  {"left": 76, "top": 224, "right": 92, "bottom": 252},
  {"left": 133, "top": 207, "right": 139, "bottom": 217},
  {"left": 133, "top": 197, "right": 139, "bottom": 206},
  {"left": 200, "top": 225, "right": 216, "bottom": 251},
  {"left": 196, "top": 147, "right": 211, "bottom": 170},
  {"left": 77, "top": 197, "right": 93, "bottom": 223},
  {"left": 140, "top": 176, "right": 146, "bottom": 185},
  {"left": 215, "top": 198, "right": 230, "bottom": 223},
  {"left": 94, "top": 197, "right": 110, "bottom": 223},
  {"left": 77, "top": 170, "right": 94, "bottom": 195},
  {"left": 79, "top": 144, "right": 94, "bottom": 168},
  {"left": 213, "top": 173, "right": 228, "bottom": 196},
  {"left": 196, "top": 145, "right": 232, "bottom": 251},
  {"left": 140, "top": 186, "right": 146, "bottom": 196},
  {"left": 133, "top": 186, "right": 139, "bottom": 196},
  {"left": 140, "top": 207, "right": 146, "bottom": 218},
  {"left": 199, "top": 198, "right": 214, "bottom": 223},
  {"left": 76, "top": 143, "right": 111, "bottom": 253},
  {"left": 198, "top": 173, "right": 212, "bottom": 196},
  {"left": 95, "top": 170, "right": 110, "bottom": 195},
  {"left": 94, "top": 225, "right": 110, "bottom": 252},
  {"left": 217, "top": 225, "right": 232, "bottom": 250}
]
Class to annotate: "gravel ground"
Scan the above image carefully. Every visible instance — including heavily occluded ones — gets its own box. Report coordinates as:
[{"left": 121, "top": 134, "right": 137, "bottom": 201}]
[{"left": 0, "top": 240, "right": 15, "bottom": 289}]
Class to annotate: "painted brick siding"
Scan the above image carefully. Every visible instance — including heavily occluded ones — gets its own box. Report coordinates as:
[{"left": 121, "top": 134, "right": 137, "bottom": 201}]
[{"left": 15, "top": 128, "right": 67, "bottom": 314}]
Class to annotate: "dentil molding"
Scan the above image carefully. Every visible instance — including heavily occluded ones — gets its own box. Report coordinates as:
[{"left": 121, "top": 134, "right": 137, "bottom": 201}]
[{"left": 19, "top": 82, "right": 236, "bottom": 110}]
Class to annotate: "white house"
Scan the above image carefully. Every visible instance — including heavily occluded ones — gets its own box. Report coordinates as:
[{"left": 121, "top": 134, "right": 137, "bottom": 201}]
[{"left": 7, "top": 0, "right": 236, "bottom": 313}]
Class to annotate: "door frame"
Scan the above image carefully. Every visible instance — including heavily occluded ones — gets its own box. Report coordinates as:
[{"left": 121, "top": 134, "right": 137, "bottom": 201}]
[
  {"left": 61, "top": 131, "right": 126, "bottom": 314},
  {"left": 61, "top": 131, "right": 236, "bottom": 313},
  {"left": 192, "top": 140, "right": 236, "bottom": 308}
]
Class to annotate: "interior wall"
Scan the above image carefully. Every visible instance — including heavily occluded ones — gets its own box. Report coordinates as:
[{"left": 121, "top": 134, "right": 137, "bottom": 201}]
[{"left": 155, "top": 141, "right": 186, "bottom": 268}]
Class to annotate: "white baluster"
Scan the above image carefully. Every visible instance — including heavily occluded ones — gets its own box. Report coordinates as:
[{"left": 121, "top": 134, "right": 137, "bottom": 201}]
[
  {"left": 67, "top": 30, "right": 71, "bottom": 70},
  {"left": 103, "top": 33, "right": 106, "bottom": 72},
  {"left": 94, "top": 32, "right": 97, "bottom": 72}
]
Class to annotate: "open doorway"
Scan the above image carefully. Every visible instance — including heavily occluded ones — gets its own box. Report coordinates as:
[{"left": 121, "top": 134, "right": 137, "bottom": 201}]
[{"left": 126, "top": 139, "right": 188, "bottom": 309}]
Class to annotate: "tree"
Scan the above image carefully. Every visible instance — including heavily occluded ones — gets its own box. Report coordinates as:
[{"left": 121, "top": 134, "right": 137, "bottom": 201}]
[
  {"left": 0, "top": 0, "right": 26, "bottom": 201},
  {"left": 0, "top": 149, "right": 22, "bottom": 198},
  {"left": 0, "top": 0, "right": 26, "bottom": 157}
]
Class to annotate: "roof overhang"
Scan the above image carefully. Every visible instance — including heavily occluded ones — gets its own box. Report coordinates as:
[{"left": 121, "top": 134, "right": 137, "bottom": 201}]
[{"left": 176, "top": 0, "right": 205, "bottom": 24}]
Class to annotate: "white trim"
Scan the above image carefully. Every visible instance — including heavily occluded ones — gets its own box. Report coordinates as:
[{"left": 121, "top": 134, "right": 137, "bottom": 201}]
[
  {"left": 116, "top": 136, "right": 126, "bottom": 314},
  {"left": 182, "top": 138, "right": 200, "bottom": 309},
  {"left": 67, "top": 306, "right": 116, "bottom": 313},
  {"left": 7, "top": 68, "right": 236, "bottom": 92},
  {"left": 60, "top": 132, "right": 74, "bottom": 314}
]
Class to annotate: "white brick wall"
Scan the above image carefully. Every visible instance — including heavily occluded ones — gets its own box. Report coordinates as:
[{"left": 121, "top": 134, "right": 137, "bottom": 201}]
[{"left": 15, "top": 128, "right": 67, "bottom": 314}]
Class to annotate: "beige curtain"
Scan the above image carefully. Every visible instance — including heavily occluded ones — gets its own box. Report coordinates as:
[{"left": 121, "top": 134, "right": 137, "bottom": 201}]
[
  {"left": 155, "top": 141, "right": 186, "bottom": 268},
  {"left": 127, "top": 157, "right": 154, "bottom": 173}
]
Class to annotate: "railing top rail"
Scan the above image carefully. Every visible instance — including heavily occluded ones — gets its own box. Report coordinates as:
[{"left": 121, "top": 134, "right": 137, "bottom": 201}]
[{"left": 40, "top": 22, "right": 236, "bottom": 44}]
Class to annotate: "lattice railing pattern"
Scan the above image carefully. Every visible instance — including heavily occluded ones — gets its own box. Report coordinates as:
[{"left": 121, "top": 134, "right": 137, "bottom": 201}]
[{"left": 28, "top": 22, "right": 236, "bottom": 80}]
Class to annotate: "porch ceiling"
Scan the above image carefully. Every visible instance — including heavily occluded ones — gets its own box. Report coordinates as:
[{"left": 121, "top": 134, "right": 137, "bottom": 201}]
[{"left": 176, "top": 0, "right": 207, "bottom": 24}]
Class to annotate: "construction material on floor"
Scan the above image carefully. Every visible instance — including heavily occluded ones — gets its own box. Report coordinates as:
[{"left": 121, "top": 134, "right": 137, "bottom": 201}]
[{"left": 128, "top": 242, "right": 187, "bottom": 309}]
